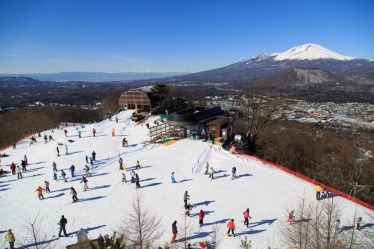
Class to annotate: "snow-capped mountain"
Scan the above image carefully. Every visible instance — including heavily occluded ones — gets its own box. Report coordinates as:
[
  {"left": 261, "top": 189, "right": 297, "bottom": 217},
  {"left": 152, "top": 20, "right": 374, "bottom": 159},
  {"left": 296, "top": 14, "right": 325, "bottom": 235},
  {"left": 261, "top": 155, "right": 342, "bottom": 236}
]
[
  {"left": 175, "top": 44, "right": 374, "bottom": 84},
  {"left": 274, "top": 43, "right": 355, "bottom": 61}
]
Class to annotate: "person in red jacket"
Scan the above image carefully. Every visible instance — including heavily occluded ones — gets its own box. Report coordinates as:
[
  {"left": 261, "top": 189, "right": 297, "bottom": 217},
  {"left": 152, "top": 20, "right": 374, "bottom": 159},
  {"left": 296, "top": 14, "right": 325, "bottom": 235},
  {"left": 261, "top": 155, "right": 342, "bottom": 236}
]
[
  {"left": 227, "top": 219, "right": 236, "bottom": 237},
  {"left": 10, "top": 162, "right": 16, "bottom": 175},
  {"left": 243, "top": 208, "right": 252, "bottom": 228},
  {"left": 35, "top": 186, "right": 45, "bottom": 200},
  {"left": 198, "top": 210, "right": 205, "bottom": 228}
]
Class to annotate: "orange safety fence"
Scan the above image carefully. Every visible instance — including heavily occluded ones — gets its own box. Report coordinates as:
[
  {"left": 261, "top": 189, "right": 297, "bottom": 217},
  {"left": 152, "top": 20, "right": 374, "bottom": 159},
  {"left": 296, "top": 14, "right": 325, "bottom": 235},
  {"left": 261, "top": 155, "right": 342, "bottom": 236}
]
[{"left": 229, "top": 146, "right": 374, "bottom": 211}]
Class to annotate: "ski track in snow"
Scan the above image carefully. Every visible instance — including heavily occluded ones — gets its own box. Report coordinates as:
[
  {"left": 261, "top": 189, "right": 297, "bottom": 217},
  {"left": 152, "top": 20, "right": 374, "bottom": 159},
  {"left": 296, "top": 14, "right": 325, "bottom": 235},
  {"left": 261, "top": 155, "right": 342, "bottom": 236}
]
[{"left": 0, "top": 110, "right": 372, "bottom": 249}]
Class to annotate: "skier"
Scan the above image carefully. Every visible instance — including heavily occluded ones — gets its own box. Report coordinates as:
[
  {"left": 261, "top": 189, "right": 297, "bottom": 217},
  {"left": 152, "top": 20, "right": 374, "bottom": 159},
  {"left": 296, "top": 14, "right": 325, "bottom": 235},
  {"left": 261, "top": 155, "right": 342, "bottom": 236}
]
[
  {"left": 53, "top": 172, "right": 58, "bottom": 181},
  {"left": 5, "top": 229, "right": 15, "bottom": 249},
  {"left": 184, "top": 202, "right": 192, "bottom": 216},
  {"left": 135, "top": 173, "right": 141, "bottom": 188},
  {"left": 58, "top": 215, "right": 68, "bottom": 237},
  {"left": 209, "top": 167, "right": 215, "bottom": 179},
  {"left": 92, "top": 128, "right": 96, "bottom": 137},
  {"left": 122, "top": 171, "right": 127, "bottom": 183},
  {"left": 119, "top": 157, "right": 123, "bottom": 170},
  {"left": 315, "top": 184, "right": 322, "bottom": 200},
  {"left": 130, "top": 170, "right": 136, "bottom": 183},
  {"left": 65, "top": 144, "right": 68, "bottom": 155},
  {"left": 70, "top": 187, "right": 78, "bottom": 202},
  {"left": 61, "top": 170, "right": 67, "bottom": 182},
  {"left": 52, "top": 162, "right": 57, "bottom": 172},
  {"left": 243, "top": 208, "right": 252, "bottom": 227},
  {"left": 85, "top": 155, "right": 89, "bottom": 164},
  {"left": 49, "top": 135, "right": 54, "bottom": 142},
  {"left": 356, "top": 217, "right": 362, "bottom": 230},
  {"left": 70, "top": 165, "right": 75, "bottom": 178},
  {"left": 84, "top": 165, "right": 90, "bottom": 177},
  {"left": 13, "top": 142, "right": 16, "bottom": 149},
  {"left": 16, "top": 165, "right": 23, "bottom": 179},
  {"left": 36, "top": 186, "right": 45, "bottom": 200},
  {"left": 57, "top": 147, "right": 60, "bottom": 157},
  {"left": 171, "top": 172, "right": 176, "bottom": 183},
  {"left": 171, "top": 221, "right": 178, "bottom": 242},
  {"left": 227, "top": 219, "right": 236, "bottom": 237},
  {"left": 24, "top": 154, "right": 28, "bottom": 165},
  {"left": 64, "top": 129, "right": 67, "bottom": 137},
  {"left": 287, "top": 211, "right": 295, "bottom": 225},
  {"left": 92, "top": 151, "right": 96, "bottom": 161},
  {"left": 204, "top": 162, "right": 209, "bottom": 174},
  {"left": 198, "top": 210, "right": 205, "bottom": 228},
  {"left": 44, "top": 134, "right": 48, "bottom": 143},
  {"left": 21, "top": 159, "right": 27, "bottom": 172},
  {"left": 45, "top": 180, "right": 51, "bottom": 193},
  {"left": 184, "top": 190, "right": 190, "bottom": 205},
  {"left": 136, "top": 160, "right": 141, "bottom": 170},
  {"left": 80, "top": 176, "right": 89, "bottom": 191},
  {"left": 112, "top": 128, "right": 115, "bottom": 136},
  {"left": 10, "top": 162, "right": 16, "bottom": 175},
  {"left": 78, "top": 130, "right": 81, "bottom": 138},
  {"left": 232, "top": 167, "right": 237, "bottom": 180}
]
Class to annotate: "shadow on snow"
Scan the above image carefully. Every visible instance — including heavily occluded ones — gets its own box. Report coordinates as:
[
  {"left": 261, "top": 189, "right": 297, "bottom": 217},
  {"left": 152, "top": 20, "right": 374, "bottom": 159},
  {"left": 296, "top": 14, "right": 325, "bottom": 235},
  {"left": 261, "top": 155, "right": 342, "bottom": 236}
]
[{"left": 193, "top": 200, "right": 216, "bottom": 207}]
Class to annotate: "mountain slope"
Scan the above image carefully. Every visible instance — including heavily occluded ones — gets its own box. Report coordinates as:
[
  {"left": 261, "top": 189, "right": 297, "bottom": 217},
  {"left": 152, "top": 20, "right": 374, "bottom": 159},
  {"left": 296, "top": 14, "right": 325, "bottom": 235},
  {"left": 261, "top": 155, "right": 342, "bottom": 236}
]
[{"left": 0, "top": 111, "right": 372, "bottom": 248}]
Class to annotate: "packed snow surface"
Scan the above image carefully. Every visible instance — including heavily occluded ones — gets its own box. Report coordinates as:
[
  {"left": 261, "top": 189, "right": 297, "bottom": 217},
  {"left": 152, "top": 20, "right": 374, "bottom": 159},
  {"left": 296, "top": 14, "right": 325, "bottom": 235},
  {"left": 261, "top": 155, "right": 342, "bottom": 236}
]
[
  {"left": 0, "top": 111, "right": 372, "bottom": 248},
  {"left": 273, "top": 43, "right": 355, "bottom": 61}
]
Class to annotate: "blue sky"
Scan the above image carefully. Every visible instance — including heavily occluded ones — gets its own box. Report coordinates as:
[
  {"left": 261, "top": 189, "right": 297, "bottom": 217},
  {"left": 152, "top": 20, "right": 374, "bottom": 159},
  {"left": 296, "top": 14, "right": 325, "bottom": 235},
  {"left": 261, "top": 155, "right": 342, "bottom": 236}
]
[{"left": 0, "top": 0, "right": 373, "bottom": 73}]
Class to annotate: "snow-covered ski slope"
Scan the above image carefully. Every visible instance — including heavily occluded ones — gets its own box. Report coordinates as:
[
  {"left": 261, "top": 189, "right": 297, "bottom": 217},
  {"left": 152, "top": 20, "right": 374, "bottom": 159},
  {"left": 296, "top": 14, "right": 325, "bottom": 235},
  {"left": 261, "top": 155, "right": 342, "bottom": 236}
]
[{"left": 0, "top": 110, "right": 372, "bottom": 248}]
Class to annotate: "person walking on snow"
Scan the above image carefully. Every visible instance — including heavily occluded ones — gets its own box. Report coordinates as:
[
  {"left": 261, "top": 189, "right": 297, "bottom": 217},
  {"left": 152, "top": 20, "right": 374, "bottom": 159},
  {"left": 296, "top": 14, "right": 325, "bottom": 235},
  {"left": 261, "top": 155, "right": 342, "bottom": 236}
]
[
  {"left": 44, "top": 134, "right": 48, "bottom": 143},
  {"left": 36, "top": 186, "right": 45, "bottom": 200},
  {"left": 64, "top": 129, "right": 67, "bottom": 137},
  {"left": 232, "top": 167, "right": 237, "bottom": 180},
  {"left": 227, "top": 219, "right": 236, "bottom": 237},
  {"left": 92, "top": 128, "right": 96, "bottom": 137},
  {"left": 70, "top": 165, "right": 75, "bottom": 178},
  {"left": 92, "top": 151, "right": 96, "bottom": 161},
  {"left": 122, "top": 171, "right": 127, "bottom": 183},
  {"left": 16, "top": 165, "right": 23, "bottom": 179},
  {"left": 61, "top": 170, "right": 67, "bottom": 182},
  {"left": 356, "top": 217, "right": 362, "bottom": 230},
  {"left": 81, "top": 176, "right": 89, "bottom": 191},
  {"left": 24, "top": 154, "right": 28, "bottom": 165},
  {"left": 287, "top": 211, "right": 295, "bottom": 225},
  {"left": 53, "top": 172, "right": 58, "bottom": 181},
  {"left": 171, "top": 221, "right": 178, "bottom": 242},
  {"left": 78, "top": 130, "right": 81, "bottom": 138},
  {"left": 135, "top": 173, "right": 141, "bottom": 188},
  {"left": 52, "top": 162, "right": 57, "bottom": 172},
  {"left": 21, "top": 160, "right": 26, "bottom": 172},
  {"left": 184, "top": 191, "right": 190, "bottom": 205},
  {"left": 209, "top": 167, "right": 215, "bottom": 179},
  {"left": 70, "top": 187, "right": 78, "bottom": 202},
  {"left": 119, "top": 157, "right": 123, "bottom": 170},
  {"left": 198, "top": 210, "right": 205, "bottom": 228},
  {"left": 204, "top": 162, "right": 209, "bottom": 174},
  {"left": 65, "top": 144, "right": 68, "bottom": 155},
  {"left": 5, "top": 229, "right": 15, "bottom": 249},
  {"left": 44, "top": 180, "right": 51, "bottom": 193},
  {"left": 84, "top": 165, "right": 90, "bottom": 177},
  {"left": 10, "top": 162, "right": 16, "bottom": 175},
  {"left": 112, "top": 128, "right": 115, "bottom": 136},
  {"left": 171, "top": 172, "right": 176, "bottom": 183},
  {"left": 58, "top": 215, "right": 68, "bottom": 237},
  {"left": 243, "top": 208, "right": 252, "bottom": 228},
  {"left": 315, "top": 184, "right": 322, "bottom": 201},
  {"left": 136, "top": 160, "right": 141, "bottom": 170},
  {"left": 85, "top": 155, "right": 89, "bottom": 164},
  {"left": 56, "top": 147, "right": 60, "bottom": 157}
]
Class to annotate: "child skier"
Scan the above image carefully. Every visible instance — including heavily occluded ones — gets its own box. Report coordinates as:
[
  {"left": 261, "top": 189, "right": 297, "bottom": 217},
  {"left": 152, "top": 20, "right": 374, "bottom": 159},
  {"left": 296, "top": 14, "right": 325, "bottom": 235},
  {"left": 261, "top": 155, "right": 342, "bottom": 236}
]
[
  {"left": 92, "top": 128, "right": 96, "bottom": 137},
  {"left": 53, "top": 172, "right": 58, "bottom": 180},
  {"left": 65, "top": 144, "right": 68, "bottom": 155},
  {"left": 70, "top": 165, "right": 75, "bottom": 178},
  {"left": 52, "top": 162, "right": 57, "bottom": 172},
  {"left": 204, "top": 162, "right": 209, "bottom": 174},
  {"left": 119, "top": 157, "right": 123, "bottom": 170},
  {"left": 287, "top": 211, "right": 295, "bottom": 225},
  {"left": 209, "top": 167, "right": 215, "bottom": 179},
  {"left": 243, "top": 208, "right": 252, "bottom": 227},
  {"left": 112, "top": 128, "right": 115, "bottom": 136},
  {"left": 171, "top": 221, "right": 178, "bottom": 242},
  {"left": 16, "top": 165, "right": 23, "bottom": 179},
  {"left": 122, "top": 172, "right": 127, "bottom": 183},
  {"left": 135, "top": 173, "right": 141, "bottom": 188},
  {"left": 227, "top": 219, "right": 236, "bottom": 237},
  {"left": 84, "top": 165, "right": 90, "bottom": 177},
  {"left": 184, "top": 191, "right": 190, "bottom": 205},
  {"left": 36, "top": 186, "right": 45, "bottom": 200},
  {"left": 232, "top": 167, "right": 237, "bottom": 180}
]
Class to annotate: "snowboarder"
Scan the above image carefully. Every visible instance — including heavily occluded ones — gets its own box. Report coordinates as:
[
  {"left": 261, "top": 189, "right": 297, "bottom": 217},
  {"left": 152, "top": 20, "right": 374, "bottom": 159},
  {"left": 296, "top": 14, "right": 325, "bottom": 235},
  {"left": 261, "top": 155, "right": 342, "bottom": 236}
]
[
  {"left": 70, "top": 187, "right": 78, "bottom": 202},
  {"left": 80, "top": 176, "right": 89, "bottom": 191},
  {"left": 36, "top": 186, "right": 45, "bottom": 200},
  {"left": 287, "top": 211, "right": 295, "bottom": 225},
  {"left": 243, "top": 208, "right": 252, "bottom": 227},
  {"left": 171, "top": 221, "right": 178, "bottom": 242},
  {"left": 184, "top": 190, "right": 190, "bottom": 205},
  {"left": 52, "top": 162, "right": 57, "bottom": 172},
  {"left": 58, "top": 215, "right": 68, "bottom": 237},
  {"left": 119, "top": 157, "right": 123, "bottom": 170},
  {"left": 16, "top": 165, "right": 23, "bottom": 179},
  {"left": 70, "top": 165, "right": 75, "bottom": 178},
  {"left": 45, "top": 180, "right": 51, "bottom": 193},
  {"left": 5, "top": 229, "right": 15, "bottom": 249},
  {"left": 92, "top": 128, "right": 96, "bottom": 137},
  {"left": 198, "top": 210, "right": 205, "bottom": 228},
  {"left": 135, "top": 173, "right": 141, "bottom": 188},
  {"left": 136, "top": 160, "right": 141, "bottom": 170},
  {"left": 84, "top": 165, "right": 90, "bottom": 177},
  {"left": 209, "top": 167, "right": 215, "bottom": 179},
  {"left": 227, "top": 219, "right": 236, "bottom": 237},
  {"left": 356, "top": 217, "right": 362, "bottom": 230},
  {"left": 10, "top": 162, "right": 16, "bottom": 175},
  {"left": 92, "top": 151, "right": 96, "bottom": 161},
  {"left": 315, "top": 184, "right": 322, "bottom": 200},
  {"left": 57, "top": 147, "right": 60, "bottom": 157},
  {"left": 171, "top": 172, "right": 176, "bottom": 183},
  {"left": 204, "top": 162, "right": 209, "bottom": 174},
  {"left": 232, "top": 167, "right": 237, "bottom": 180},
  {"left": 65, "top": 144, "right": 68, "bottom": 155},
  {"left": 184, "top": 202, "right": 192, "bottom": 216},
  {"left": 61, "top": 170, "right": 67, "bottom": 182},
  {"left": 112, "top": 128, "right": 115, "bottom": 136}
]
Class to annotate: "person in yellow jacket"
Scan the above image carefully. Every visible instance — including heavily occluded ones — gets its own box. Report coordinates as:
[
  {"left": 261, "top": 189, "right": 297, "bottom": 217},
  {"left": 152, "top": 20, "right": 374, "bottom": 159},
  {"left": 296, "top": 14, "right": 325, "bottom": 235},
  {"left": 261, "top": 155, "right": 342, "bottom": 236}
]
[
  {"left": 5, "top": 229, "right": 15, "bottom": 249},
  {"left": 315, "top": 184, "right": 322, "bottom": 200}
]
